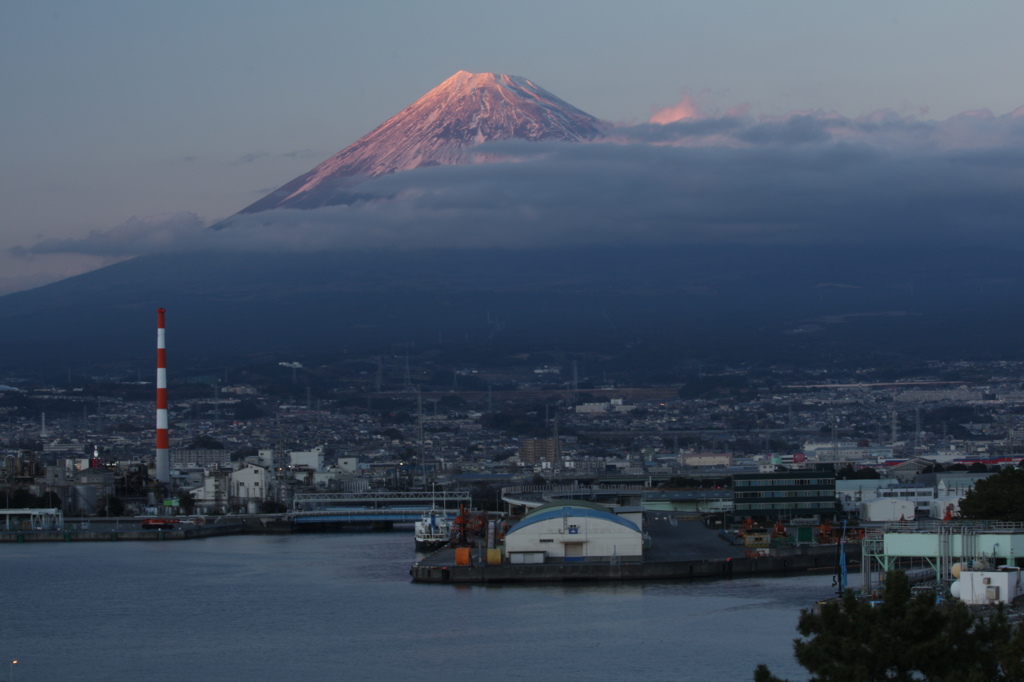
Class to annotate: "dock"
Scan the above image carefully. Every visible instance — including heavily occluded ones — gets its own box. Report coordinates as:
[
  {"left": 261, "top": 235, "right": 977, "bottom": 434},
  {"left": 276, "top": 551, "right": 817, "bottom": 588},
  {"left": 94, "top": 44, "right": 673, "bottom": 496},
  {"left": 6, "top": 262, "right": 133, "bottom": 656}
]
[{"left": 411, "top": 513, "right": 859, "bottom": 583}]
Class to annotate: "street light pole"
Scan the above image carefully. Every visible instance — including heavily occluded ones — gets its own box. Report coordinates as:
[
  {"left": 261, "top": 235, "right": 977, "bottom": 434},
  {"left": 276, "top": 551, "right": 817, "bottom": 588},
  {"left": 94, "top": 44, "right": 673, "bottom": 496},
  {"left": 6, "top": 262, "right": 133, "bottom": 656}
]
[{"left": 10, "top": 659, "right": 17, "bottom": 682}]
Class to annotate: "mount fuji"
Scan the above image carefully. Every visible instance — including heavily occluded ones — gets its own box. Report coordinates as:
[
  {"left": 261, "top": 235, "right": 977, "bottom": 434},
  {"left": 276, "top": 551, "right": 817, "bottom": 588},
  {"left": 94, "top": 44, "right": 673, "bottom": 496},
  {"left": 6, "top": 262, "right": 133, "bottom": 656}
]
[
  {"left": 232, "top": 71, "right": 604, "bottom": 215},
  {"left": 1, "top": 72, "right": 1023, "bottom": 369}
]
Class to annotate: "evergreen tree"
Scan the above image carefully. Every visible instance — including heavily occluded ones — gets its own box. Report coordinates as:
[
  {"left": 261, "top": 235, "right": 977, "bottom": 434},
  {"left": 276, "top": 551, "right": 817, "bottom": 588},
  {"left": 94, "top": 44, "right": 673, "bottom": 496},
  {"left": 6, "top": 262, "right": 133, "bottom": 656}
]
[
  {"left": 177, "top": 491, "right": 197, "bottom": 515},
  {"left": 958, "top": 465, "right": 1024, "bottom": 522},
  {"left": 835, "top": 465, "right": 881, "bottom": 481},
  {"left": 754, "top": 571, "right": 1024, "bottom": 681}
]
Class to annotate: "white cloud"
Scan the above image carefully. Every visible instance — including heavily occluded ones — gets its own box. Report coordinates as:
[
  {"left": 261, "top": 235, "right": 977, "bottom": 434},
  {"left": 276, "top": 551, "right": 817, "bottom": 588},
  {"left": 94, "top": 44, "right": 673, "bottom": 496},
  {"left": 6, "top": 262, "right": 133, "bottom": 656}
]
[{"left": 13, "top": 105, "right": 1024, "bottom": 260}]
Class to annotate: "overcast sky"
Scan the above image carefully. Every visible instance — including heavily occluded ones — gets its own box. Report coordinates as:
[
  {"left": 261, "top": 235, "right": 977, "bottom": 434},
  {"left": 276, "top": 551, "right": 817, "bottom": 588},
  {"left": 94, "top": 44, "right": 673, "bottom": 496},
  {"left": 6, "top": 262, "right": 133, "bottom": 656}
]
[{"left": 3, "top": 1, "right": 1024, "bottom": 294}]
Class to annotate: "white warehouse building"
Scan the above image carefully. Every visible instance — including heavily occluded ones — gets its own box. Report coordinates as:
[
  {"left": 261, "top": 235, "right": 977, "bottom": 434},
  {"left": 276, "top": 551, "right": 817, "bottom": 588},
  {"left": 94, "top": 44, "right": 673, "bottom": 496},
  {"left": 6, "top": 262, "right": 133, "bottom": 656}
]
[{"left": 504, "top": 501, "right": 643, "bottom": 563}]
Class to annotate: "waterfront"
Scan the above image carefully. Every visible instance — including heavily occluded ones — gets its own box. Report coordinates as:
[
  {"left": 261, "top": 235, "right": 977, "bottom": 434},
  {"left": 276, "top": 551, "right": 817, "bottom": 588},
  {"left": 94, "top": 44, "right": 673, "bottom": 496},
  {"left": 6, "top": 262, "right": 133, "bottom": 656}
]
[{"left": 0, "top": 531, "right": 834, "bottom": 681}]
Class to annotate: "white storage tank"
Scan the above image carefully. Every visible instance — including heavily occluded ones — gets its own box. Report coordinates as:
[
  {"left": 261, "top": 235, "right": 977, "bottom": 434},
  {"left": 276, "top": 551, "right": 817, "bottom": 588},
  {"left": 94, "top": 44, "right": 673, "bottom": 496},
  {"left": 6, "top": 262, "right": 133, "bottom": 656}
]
[{"left": 860, "top": 497, "right": 915, "bottom": 522}]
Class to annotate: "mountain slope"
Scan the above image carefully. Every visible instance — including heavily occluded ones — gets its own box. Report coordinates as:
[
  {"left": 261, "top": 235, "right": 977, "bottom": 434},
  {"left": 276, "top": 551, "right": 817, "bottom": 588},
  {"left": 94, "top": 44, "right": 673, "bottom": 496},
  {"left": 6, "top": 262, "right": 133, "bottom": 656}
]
[
  {"left": 2, "top": 245, "right": 1023, "bottom": 369},
  {"left": 234, "top": 71, "right": 604, "bottom": 214}
]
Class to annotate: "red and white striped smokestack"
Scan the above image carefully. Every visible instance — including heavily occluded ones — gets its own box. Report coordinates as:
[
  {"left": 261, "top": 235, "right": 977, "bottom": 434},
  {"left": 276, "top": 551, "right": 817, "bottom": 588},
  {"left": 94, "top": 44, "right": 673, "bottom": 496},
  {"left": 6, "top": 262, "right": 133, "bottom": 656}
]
[{"left": 155, "top": 308, "right": 170, "bottom": 484}]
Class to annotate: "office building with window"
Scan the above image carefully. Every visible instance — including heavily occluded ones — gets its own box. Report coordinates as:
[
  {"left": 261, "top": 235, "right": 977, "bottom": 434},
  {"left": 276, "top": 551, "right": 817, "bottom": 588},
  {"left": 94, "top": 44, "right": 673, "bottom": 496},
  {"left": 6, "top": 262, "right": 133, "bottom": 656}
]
[{"left": 732, "top": 464, "right": 837, "bottom": 519}]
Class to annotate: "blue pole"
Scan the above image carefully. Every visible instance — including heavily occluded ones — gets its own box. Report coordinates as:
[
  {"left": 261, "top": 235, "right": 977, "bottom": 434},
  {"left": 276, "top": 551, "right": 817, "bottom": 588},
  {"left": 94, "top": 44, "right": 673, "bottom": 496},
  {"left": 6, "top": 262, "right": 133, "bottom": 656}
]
[{"left": 839, "top": 519, "right": 848, "bottom": 594}]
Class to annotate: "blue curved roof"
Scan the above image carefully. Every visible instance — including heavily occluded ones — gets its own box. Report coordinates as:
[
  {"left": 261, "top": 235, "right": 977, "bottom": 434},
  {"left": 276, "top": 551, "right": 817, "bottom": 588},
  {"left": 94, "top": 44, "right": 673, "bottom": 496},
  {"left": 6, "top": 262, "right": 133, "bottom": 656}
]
[{"left": 507, "top": 505, "right": 640, "bottom": 535}]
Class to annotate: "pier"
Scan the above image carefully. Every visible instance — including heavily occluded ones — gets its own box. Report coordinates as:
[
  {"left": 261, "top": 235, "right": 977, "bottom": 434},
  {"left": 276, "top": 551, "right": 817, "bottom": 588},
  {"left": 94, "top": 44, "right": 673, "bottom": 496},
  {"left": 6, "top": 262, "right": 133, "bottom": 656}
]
[
  {"left": 411, "top": 548, "right": 849, "bottom": 583},
  {"left": 412, "top": 512, "right": 859, "bottom": 584}
]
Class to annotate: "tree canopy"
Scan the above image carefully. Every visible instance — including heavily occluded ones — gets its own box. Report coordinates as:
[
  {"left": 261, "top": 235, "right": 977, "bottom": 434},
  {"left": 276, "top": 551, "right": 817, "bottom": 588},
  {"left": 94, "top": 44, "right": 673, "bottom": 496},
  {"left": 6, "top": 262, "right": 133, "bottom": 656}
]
[
  {"left": 958, "top": 465, "right": 1024, "bottom": 522},
  {"left": 837, "top": 464, "right": 881, "bottom": 480},
  {"left": 187, "top": 434, "right": 225, "bottom": 450},
  {"left": 755, "top": 571, "right": 1024, "bottom": 682},
  {"left": 177, "top": 492, "right": 196, "bottom": 515}
]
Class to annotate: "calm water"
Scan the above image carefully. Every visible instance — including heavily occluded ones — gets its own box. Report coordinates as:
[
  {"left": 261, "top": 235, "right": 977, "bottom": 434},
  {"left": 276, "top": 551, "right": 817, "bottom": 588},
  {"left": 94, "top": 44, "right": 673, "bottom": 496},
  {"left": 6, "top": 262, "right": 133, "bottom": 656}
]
[{"left": 0, "top": 532, "right": 833, "bottom": 681}]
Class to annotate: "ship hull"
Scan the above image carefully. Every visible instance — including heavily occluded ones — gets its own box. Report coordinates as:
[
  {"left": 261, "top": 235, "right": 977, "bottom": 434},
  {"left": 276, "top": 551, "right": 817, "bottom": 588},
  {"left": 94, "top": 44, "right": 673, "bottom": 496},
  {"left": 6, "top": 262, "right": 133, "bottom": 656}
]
[{"left": 415, "top": 536, "right": 450, "bottom": 552}]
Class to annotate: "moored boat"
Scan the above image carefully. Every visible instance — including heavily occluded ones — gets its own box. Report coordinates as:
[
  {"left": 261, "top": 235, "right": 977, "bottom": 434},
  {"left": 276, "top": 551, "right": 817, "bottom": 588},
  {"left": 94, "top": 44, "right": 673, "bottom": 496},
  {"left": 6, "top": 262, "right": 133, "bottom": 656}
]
[{"left": 414, "top": 510, "right": 452, "bottom": 551}]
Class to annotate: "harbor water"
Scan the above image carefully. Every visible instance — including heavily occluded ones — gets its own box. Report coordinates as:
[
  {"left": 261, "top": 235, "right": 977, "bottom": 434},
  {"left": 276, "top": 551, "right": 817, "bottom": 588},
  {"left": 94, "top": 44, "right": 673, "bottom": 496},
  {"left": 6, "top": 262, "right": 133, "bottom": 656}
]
[{"left": 0, "top": 532, "right": 834, "bottom": 681}]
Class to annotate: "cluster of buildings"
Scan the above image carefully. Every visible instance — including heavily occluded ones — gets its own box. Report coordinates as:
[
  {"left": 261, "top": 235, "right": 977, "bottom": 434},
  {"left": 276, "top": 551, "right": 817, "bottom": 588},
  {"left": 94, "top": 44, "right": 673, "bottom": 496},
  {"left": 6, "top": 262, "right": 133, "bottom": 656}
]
[
  {"left": 3, "top": 359, "right": 1024, "bottom": 521},
  {"left": 171, "top": 446, "right": 364, "bottom": 514}
]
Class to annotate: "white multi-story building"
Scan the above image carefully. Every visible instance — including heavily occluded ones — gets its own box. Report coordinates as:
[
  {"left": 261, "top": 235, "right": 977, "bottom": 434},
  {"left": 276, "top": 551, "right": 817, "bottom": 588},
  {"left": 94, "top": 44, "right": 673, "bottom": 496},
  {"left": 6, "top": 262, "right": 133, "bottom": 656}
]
[
  {"left": 230, "top": 464, "right": 268, "bottom": 506},
  {"left": 334, "top": 457, "right": 359, "bottom": 474},
  {"left": 680, "top": 452, "right": 731, "bottom": 467},
  {"left": 289, "top": 446, "right": 325, "bottom": 472},
  {"left": 187, "top": 470, "right": 230, "bottom": 513},
  {"left": 803, "top": 442, "right": 893, "bottom": 462},
  {"left": 171, "top": 448, "right": 231, "bottom": 468}
]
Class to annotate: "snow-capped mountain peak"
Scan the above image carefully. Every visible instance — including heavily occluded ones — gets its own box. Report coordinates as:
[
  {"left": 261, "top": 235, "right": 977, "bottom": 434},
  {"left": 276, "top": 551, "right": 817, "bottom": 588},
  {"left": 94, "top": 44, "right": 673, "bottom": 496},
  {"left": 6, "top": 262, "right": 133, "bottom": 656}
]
[{"left": 236, "top": 71, "right": 604, "bottom": 214}]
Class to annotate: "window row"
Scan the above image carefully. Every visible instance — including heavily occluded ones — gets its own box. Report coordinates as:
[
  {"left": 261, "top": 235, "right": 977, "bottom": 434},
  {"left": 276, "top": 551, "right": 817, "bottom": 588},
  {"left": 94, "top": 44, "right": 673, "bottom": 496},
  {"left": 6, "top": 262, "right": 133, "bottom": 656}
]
[
  {"left": 735, "top": 501, "right": 836, "bottom": 510},
  {"left": 735, "top": 478, "right": 834, "bottom": 487},
  {"left": 735, "top": 490, "right": 836, "bottom": 499}
]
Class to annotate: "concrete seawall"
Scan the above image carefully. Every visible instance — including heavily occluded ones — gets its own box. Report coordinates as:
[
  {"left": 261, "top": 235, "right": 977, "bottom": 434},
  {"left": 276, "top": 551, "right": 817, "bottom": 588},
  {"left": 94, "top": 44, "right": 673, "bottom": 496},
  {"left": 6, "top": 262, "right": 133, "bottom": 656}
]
[
  {"left": 0, "top": 524, "right": 245, "bottom": 543},
  {"left": 411, "top": 545, "right": 860, "bottom": 584},
  {"left": 0, "top": 512, "right": 391, "bottom": 541}
]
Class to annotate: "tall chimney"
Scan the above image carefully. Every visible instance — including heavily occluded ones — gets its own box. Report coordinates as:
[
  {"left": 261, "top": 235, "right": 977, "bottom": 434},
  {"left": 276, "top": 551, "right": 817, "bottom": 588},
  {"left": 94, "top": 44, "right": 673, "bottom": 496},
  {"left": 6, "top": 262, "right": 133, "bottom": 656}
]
[{"left": 155, "top": 308, "right": 170, "bottom": 485}]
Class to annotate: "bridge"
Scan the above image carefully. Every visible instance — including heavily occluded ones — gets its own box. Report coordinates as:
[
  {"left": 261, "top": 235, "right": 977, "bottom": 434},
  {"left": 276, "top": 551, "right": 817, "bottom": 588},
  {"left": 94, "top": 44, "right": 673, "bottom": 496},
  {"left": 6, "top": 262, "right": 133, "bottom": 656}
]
[
  {"left": 290, "top": 490, "right": 471, "bottom": 527},
  {"left": 292, "top": 491, "right": 471, "bottom": 511},
  {"left": 289, "top": 508, "right": 454, "bottom": 524}
]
